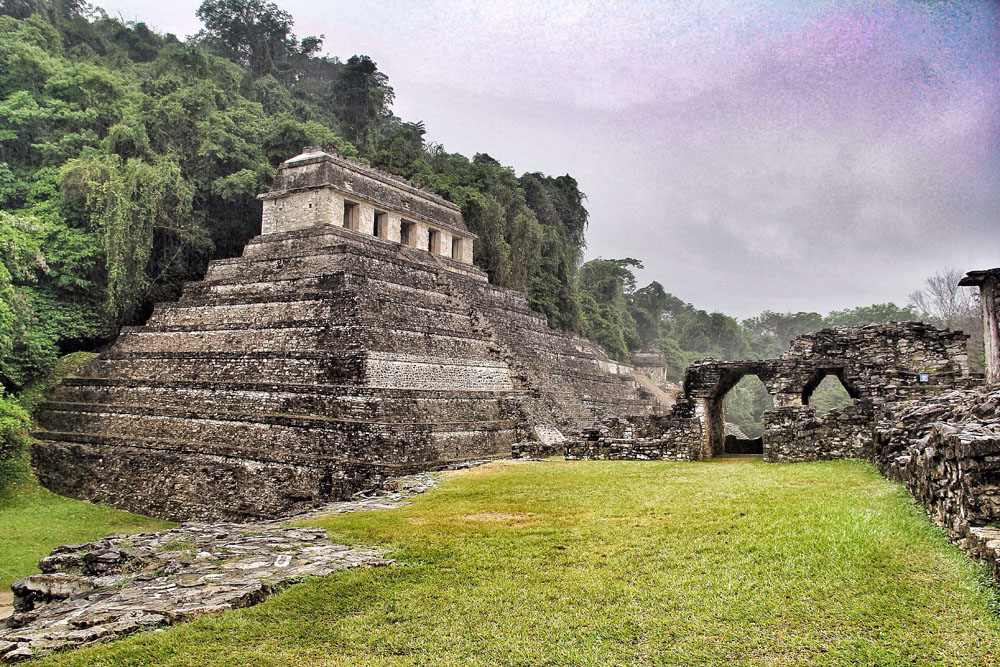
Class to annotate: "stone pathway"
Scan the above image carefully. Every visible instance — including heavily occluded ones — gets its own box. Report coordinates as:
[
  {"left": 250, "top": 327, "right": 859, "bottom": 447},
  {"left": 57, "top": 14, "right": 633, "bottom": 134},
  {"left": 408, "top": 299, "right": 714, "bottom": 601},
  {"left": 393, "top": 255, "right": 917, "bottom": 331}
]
[{"left": 0, "top": 472, "right": 441, "bottom": 663}]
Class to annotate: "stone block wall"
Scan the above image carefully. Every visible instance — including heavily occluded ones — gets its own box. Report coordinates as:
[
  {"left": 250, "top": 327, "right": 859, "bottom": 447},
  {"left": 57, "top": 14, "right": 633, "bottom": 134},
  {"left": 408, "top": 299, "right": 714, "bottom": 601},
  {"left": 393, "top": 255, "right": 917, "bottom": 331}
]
[
  {"left": 762, "top": 402, "right": 874, "bottom": 463},
  {"left": 561, "top": 322, "right": 971, "bottom": 464},
  {"left": 875, "top": 386, "right": 1000, "bottom": 540},
  {"left": 558, "top": 401, "right": 703, "bottom": 461}
]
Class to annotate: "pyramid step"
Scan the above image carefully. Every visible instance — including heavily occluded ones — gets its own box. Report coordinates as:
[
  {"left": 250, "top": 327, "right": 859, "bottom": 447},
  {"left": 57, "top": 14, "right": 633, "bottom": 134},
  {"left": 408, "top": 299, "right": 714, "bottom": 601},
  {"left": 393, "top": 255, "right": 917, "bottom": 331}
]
[
  {"left": 45, "top": 379, "right": 524, "bottom": 421},
  {"left": 36, "top": 406, "right": 523, "bottom": 462}
]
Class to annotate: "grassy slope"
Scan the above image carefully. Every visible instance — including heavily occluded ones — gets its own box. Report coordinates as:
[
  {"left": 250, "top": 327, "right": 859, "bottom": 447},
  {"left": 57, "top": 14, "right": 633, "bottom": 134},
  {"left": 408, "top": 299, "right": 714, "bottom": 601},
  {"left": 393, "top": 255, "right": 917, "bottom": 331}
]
[
  {"left": 0, "top": 478, "right": 173, "bottom": 589},
  {"left": 33, "top": 458, "right": 1000, "bottom": 666}
]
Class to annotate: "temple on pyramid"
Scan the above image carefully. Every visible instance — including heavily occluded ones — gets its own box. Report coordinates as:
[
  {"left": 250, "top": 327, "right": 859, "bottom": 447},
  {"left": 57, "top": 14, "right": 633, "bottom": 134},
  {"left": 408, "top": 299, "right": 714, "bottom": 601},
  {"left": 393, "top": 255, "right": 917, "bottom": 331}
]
[{"left": 32, "top": 148, "right": 651, "bottom": 521}]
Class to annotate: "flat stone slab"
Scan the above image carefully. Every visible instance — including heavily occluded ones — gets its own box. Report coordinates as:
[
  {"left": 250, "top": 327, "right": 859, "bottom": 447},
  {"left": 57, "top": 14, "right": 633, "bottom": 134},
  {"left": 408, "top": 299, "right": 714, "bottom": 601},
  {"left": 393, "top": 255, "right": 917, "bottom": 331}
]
[{"left": 0, "top": 472, "right": 440, "bottom": 663}]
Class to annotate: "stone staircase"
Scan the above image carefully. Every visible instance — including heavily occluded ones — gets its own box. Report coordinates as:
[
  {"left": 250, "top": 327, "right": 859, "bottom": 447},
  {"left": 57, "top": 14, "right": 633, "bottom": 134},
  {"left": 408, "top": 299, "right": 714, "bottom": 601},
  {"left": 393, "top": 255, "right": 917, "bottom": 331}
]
[{"left": 34, "top": 225, "right": 649, "bottom": 521}]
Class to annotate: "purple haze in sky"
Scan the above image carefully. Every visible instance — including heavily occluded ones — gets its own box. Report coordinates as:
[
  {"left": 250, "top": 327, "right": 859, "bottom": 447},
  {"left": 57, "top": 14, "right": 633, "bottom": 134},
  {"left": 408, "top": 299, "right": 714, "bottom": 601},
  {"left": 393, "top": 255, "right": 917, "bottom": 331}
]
[{"left": 96, "top": 0, "right": 999, "bottom": 317}]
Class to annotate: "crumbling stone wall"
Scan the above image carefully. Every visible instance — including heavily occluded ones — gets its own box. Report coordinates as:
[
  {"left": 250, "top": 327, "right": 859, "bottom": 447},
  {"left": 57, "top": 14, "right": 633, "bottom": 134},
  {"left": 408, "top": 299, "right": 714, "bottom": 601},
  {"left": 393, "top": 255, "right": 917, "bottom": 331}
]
[
  {"left": 679, "top": 322, "right": 968, "bottom": 461},
  {"left": 561, "top": 403, "right": 702, "bottom": 461},
  {"left": 561, "top": 322, "right": 969, "bottom": 463},
  {"left": 872, "top": 385, "right": 1000, "bottom": 577},
  {"left": 762, "top": 401, "right": 874, "bottom": 462}
]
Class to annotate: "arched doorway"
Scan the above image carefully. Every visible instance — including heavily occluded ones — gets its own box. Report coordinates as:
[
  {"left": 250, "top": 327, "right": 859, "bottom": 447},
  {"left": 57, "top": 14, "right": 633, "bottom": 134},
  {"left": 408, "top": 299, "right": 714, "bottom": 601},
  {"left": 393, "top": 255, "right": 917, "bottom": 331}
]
[
  {"left": 701, "top": 367, "right": 773, "bottom": 456},
  {"left": 720, "top": 375, "right": 772, "bottom": 454}
]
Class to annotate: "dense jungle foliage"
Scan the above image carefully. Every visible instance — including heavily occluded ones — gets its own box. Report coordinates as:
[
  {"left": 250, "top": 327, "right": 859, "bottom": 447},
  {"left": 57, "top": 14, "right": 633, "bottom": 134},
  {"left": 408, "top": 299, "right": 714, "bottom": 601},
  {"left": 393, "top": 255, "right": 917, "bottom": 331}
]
[{"left": 0, "top": 0, "right": 984, "bottom": 481}]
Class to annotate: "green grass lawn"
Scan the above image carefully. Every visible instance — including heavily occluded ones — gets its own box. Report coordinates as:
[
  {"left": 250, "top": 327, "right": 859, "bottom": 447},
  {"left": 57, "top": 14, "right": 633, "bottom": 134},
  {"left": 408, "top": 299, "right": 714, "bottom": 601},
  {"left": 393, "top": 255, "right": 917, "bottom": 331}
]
[
  {"left": 21, "top": 457, "right": 1000, "bottom": 666},
  {"left": 0, "top": 476, "right": 173, "bottom": 590}
]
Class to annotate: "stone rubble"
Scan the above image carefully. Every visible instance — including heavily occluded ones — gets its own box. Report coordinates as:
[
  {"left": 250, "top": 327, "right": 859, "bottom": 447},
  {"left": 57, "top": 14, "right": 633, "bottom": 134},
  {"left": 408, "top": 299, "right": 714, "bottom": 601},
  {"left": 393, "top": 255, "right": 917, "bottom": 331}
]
[
  {"left": 875, "top": 385, "right": 1000, "bottom": 571},
  {"left": 0, "top": 472, "right": 439, "bottom": 664}
]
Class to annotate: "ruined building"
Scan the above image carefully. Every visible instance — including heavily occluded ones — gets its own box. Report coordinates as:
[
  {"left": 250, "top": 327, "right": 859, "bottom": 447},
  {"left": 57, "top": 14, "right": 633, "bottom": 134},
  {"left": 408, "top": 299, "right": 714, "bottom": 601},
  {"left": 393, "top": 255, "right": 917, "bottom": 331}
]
[
  {"left": 33, "top": 148, "right": 649, "bottom": 521},
  {"left": 561, "top": 322, "right": 971, "bottom": 462}
]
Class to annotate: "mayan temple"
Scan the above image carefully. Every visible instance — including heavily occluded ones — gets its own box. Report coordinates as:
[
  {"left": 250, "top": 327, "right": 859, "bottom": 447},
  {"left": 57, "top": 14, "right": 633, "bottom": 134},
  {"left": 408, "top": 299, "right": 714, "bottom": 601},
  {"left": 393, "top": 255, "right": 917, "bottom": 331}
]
[{"left": 32, "top": 148, "right": 649, "bottom": 521}]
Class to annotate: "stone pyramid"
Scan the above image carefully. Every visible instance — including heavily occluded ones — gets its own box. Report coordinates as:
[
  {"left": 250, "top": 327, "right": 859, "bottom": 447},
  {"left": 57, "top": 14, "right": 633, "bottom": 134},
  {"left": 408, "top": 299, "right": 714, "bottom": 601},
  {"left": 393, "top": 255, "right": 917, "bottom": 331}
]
[{"left": 33, "top": 149, "right": 649, "bottom": 520}]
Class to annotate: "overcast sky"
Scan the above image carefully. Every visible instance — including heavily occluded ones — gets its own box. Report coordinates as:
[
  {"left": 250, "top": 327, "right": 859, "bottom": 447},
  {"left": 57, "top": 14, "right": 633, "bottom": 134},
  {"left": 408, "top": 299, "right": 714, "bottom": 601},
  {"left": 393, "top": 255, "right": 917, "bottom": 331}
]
[{"left": 97, "top": 0, "right": 1000, "bottom": 318}]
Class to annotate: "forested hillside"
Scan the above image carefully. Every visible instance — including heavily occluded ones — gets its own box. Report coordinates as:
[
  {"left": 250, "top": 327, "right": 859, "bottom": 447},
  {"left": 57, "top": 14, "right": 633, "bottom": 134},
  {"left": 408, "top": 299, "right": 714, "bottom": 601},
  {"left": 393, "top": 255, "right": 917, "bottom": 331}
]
[
  {"left": 0, "top": 1, "right": 983, "bottom": 483},
  {"left": 0, "top": 0, "right": 591, "bottom": 395}
]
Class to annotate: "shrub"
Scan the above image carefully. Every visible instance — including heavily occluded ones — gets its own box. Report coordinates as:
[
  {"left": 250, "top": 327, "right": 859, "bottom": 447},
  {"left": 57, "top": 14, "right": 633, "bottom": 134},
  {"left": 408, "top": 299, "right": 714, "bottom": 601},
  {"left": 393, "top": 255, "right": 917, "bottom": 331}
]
[{"left": 0, "top": 392, "right": 31, "bottom": 487}]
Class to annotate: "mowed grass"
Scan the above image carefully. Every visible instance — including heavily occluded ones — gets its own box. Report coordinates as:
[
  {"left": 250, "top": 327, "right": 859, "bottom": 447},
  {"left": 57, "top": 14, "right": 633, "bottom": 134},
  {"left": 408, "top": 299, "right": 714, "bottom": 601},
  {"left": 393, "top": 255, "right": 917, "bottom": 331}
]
[
  {"left": 0, "top": 476, "right": 173, "bottom": 590},
  {"left": 33, "top": 458, "right": 1000, "bottom": 666}
]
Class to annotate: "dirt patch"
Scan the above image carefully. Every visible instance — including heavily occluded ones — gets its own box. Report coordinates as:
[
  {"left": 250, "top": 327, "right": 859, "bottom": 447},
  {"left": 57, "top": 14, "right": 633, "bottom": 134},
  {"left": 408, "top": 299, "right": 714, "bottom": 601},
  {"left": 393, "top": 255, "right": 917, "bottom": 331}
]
[
  {"left": 408, "top": 511, "right": 536, "bottom": 527},
  {"left": 458, "top": 512, "right": 534, "bottom": 522},
  {"left": 441, "top": 460, "right": 533, "bottom": 478},
  {"left": 0, "top": 591, "right": 13, "bottom": 620}
]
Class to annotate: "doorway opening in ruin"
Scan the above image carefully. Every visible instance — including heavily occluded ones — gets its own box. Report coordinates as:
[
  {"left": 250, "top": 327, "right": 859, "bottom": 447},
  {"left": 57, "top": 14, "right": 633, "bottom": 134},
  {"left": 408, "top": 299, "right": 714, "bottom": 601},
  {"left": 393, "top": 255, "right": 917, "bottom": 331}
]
[
  {"left": 343, "top": 200, "right": 359, "bottom": 231},
  {"left": 802, "top": 369, "right": 858, "bottom": 415},
  {"left": 451, "top": 237, "right": 462, "bottom": 260},
  {"left": 428, "top": 228, "right": 441, "bottom": 254},
  {"left": 719, "top": 374, "right": 773, "bottom": 454},
  {"left": 374, "top": 211, "right": 387, "bottom": 238},
  {"left": 400, "top": 220, "right": 415, "bottom": 246}
]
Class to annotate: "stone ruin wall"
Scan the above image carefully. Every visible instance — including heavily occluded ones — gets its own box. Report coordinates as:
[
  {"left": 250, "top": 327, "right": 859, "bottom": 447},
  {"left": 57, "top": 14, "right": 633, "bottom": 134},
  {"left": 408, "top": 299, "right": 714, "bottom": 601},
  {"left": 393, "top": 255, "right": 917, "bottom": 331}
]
[
  {"left": 553, "top": 322, "right": 971, "bottom": 463},
  {"left": 873, "top": 384, "right": 1000, "bottom": 577}
]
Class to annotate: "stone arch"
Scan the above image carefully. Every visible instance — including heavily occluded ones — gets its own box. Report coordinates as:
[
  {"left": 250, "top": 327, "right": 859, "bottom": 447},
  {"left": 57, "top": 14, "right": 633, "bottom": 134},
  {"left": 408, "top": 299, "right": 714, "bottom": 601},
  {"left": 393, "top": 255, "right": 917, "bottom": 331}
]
[{"left": 689, "top": 362, "right": 778, "bottom": 457}]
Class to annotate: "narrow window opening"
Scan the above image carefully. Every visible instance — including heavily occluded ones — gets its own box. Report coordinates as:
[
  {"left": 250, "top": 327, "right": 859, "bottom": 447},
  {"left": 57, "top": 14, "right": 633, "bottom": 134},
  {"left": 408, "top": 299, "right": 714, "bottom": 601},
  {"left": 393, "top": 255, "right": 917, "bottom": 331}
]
[
  {"left": 343, "top": 201, "right": 359, "bottom": 230},
  {"left": 451, "top": 237, "right": 461, "bottom": 260},
  {"left": 374, "top": 211, "right": 387, "bottom": 239},
  {"left": 427, "top": 228, "right": 440, "bottom": 254},
  {"left": 805, "top": 373, "right": 855, "bottom": 415},
  {"left": 400, "top": 220, "right": 415, "bottom": 246}
]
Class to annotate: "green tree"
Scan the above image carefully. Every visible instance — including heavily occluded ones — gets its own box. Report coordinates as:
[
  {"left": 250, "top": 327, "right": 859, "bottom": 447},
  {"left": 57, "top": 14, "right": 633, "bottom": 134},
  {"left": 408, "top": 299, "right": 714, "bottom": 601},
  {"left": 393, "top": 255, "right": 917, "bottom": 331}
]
[
  {"left": 195, "top": 0, "right": 321, "bottom": 81},
  {"left": 60, "top": 154, "right": 202, "bottom": 324},
  {"left": 0, "top": 390, "right": 30, "bottom": 486},
  {"left": 332, "top": 55, "right": 394, "bottom": 151}
]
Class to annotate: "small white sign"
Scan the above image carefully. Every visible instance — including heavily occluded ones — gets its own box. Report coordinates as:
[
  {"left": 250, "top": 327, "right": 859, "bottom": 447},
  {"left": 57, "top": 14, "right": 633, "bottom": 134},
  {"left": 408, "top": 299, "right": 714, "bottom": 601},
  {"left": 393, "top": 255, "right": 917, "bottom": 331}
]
[{"left": 918, "top": 373, "right": 930, "bottom": 383}]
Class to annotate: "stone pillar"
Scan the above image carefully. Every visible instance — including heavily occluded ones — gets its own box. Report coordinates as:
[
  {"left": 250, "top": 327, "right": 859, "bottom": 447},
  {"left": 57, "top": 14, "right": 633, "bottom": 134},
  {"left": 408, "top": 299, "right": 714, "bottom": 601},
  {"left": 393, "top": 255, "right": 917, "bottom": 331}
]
[
  {"left": 386, "top": 214, "right": 402, "bottom": 243},
  {"left": 414, "top": 223, "right": 429, "bottom": 252},
  {"left": 959, "top": 268, "right": 1000, "bottom": 384},
  {"left": 358, "top": 204, "right": 376, "bottom": 236}
]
